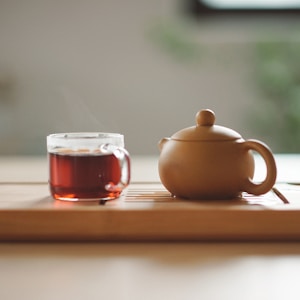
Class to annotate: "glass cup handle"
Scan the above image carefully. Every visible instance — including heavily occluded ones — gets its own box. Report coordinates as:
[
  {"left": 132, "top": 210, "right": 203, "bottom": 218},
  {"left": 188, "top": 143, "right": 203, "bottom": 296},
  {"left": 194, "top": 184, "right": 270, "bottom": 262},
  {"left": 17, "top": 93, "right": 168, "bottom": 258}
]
[
  {"left": 112, "top": 146, "right": 131, "bottom": 188},
  {"left": 101, "top": 144, "right": 131, "bottom": 192}
]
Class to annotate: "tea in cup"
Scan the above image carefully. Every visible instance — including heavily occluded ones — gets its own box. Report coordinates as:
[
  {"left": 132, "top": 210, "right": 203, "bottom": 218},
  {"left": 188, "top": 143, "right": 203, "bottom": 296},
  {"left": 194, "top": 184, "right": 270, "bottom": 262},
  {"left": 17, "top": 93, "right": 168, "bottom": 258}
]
[{"left": 47, "top": 132, "right": 130, "bottom": 201}]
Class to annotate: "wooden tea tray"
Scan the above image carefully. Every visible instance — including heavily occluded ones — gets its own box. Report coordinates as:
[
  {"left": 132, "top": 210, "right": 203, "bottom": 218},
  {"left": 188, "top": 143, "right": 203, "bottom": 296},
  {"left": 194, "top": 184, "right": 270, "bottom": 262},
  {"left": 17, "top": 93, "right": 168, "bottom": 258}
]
[{"left": 0, "top": 182, "right": 300, "bottom": 242}]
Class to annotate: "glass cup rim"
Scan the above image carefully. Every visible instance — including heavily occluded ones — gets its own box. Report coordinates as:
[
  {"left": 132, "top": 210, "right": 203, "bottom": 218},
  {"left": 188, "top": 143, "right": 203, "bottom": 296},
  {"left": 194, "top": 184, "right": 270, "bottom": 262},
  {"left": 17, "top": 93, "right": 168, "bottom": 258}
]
[
  {"left": 47, "top": 132, "right": 125, "bottom": 152},
  {"left": 47, "top": 132, "right": 123, "bottom": 140}
]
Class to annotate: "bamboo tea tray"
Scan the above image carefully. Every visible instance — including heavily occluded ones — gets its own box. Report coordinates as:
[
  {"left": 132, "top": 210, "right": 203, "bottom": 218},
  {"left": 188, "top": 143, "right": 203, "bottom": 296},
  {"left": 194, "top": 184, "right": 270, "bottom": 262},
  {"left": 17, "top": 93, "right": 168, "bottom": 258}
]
[{"left": 0, "top": 182, "right": 300, "bottom": 242}]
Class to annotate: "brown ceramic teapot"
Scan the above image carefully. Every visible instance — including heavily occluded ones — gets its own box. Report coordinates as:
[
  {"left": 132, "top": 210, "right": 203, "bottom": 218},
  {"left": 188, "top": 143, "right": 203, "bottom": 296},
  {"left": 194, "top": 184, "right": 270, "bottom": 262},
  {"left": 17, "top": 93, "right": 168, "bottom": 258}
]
[{"left": 158, "top": 109, "right": 277, "bottom": 199}]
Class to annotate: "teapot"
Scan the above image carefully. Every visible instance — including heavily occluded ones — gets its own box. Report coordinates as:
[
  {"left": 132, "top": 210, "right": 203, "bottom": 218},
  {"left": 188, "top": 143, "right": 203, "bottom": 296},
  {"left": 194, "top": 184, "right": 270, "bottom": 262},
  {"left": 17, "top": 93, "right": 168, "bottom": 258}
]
[{"left": 158, "top": 109, "right": 277, "bottom": 199}]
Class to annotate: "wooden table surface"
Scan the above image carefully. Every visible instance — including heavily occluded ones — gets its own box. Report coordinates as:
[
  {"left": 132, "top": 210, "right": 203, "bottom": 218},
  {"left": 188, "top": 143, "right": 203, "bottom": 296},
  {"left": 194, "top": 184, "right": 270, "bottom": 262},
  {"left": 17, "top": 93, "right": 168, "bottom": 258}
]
[{"left": 1, "top": 154, "right": 300, "bottom": 300}]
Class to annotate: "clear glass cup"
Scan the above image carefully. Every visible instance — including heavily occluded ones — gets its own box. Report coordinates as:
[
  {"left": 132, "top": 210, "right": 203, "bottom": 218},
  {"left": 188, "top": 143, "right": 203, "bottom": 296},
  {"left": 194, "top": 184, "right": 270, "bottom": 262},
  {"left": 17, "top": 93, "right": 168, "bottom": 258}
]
[{"left": 47, "top": 132, "right": 130, "bottom": 201}]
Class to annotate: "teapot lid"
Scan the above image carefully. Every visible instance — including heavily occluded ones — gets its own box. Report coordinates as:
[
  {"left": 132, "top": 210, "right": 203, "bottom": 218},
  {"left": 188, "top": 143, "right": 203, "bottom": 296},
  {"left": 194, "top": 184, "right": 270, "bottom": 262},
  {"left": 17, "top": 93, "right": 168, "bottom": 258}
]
[{"left": 171, "top": 109, "right": 241, "bottom": 141}]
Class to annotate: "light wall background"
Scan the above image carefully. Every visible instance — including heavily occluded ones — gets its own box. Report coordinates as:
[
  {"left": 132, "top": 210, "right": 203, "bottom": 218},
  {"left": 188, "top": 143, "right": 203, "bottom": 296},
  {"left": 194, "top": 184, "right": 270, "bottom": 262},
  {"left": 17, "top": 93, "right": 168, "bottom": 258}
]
[{"left": 0, "top": 0, "right": 299, "bottom": 155}]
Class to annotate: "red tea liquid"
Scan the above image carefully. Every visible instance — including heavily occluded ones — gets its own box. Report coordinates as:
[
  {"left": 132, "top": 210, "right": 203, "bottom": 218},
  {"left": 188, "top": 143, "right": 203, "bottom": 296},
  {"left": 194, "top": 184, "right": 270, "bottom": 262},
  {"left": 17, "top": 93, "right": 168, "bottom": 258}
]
[{"left": 49, "top": 152, "right": 122, "bottom": 200}]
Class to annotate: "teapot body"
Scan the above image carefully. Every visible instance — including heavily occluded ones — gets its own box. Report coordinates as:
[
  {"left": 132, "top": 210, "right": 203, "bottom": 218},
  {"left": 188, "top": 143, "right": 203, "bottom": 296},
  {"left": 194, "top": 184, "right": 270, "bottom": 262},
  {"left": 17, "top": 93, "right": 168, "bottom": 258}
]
[
  {"left": 158, "top": 138, "right": 255, "bottom": 199},
  {"left": 158, "top": 109, "right": 276, "bottom": 199}
]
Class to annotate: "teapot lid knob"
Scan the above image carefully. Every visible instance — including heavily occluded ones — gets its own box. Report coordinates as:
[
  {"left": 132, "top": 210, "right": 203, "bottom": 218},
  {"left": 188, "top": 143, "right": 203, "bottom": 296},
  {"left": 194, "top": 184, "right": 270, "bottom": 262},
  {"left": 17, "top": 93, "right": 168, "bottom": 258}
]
[{"left": 196, "top": 109, "right": 215, "bottom": 126}]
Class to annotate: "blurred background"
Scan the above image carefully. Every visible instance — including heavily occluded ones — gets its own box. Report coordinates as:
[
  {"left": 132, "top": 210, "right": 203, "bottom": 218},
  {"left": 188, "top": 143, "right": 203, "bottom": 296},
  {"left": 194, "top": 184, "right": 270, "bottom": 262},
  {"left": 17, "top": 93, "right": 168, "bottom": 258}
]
[{"left": 1, "top": 0, "right": 300, "bottom": 156}]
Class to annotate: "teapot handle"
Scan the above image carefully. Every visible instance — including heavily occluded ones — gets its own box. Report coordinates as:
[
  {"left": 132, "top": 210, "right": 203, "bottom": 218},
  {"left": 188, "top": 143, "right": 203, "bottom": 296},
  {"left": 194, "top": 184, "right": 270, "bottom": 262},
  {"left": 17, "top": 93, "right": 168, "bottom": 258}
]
[{"left": 242, "top": 139, "right": 277, "bottom": 195}]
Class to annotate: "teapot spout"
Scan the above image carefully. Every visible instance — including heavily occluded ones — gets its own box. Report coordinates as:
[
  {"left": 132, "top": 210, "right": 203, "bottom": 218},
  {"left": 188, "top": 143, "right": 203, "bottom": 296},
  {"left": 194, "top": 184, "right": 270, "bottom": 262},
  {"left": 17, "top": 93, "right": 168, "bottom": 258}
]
[{"left": 158, "top": 138, "right": 170, "bottom": 152}]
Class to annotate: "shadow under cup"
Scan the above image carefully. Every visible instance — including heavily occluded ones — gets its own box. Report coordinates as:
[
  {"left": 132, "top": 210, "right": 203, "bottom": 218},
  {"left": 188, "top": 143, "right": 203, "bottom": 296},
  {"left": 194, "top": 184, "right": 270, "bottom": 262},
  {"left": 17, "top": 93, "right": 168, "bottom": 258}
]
[{"left": 47, "top": 133, "right": 131, "bottom": 201}]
